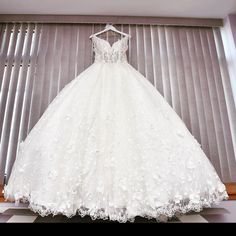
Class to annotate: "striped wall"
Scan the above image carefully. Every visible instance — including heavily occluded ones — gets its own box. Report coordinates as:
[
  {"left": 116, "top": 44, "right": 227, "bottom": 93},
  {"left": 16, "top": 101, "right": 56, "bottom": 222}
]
[{"left": 0, "top": 23, "right": 236, "bottom": 183}]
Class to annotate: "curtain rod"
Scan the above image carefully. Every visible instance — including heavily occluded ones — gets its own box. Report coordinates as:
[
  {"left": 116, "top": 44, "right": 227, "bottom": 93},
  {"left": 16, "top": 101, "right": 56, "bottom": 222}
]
[{"left": 0, "top": 14, "right": 223, "bottom": 27}]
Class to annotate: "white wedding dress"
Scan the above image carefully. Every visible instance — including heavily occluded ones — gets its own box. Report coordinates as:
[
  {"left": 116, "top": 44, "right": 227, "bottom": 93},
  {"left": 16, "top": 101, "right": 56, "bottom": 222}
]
[{"left": 4, "top": 34, "right": 228, "bottom": 222}]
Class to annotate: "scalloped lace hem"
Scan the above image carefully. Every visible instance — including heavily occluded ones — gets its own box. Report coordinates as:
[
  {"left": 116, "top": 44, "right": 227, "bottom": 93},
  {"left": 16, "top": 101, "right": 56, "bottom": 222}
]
[{"left": 3, "top": 189, "right": 228, "bottom": 222}]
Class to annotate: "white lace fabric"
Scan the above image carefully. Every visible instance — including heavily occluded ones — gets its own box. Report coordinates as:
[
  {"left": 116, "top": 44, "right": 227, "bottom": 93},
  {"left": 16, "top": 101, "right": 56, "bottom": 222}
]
[
  {"left": 3, "top": 34, "right": 228, "bottom": 222},
  {"left": 92, "top": 35, "right": 129, "bottom": 63}
]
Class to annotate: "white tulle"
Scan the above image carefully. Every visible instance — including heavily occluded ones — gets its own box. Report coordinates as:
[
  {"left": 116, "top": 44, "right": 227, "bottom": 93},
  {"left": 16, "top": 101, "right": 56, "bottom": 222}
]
[{"left": 4, "top": 34, "right": 228, "bottom": 222}]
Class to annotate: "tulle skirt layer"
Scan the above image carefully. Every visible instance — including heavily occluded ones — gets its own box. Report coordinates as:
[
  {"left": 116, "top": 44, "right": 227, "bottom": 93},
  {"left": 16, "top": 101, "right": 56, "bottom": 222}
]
[{"left": 4, "top": 62, "right": 228, "bottom": 222}]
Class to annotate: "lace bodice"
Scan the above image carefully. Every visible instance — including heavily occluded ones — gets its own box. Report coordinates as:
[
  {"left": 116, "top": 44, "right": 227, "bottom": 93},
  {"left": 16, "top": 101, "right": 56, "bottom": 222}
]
[{"left": 92, "top": 35, "right": 129, "bottom": 63}]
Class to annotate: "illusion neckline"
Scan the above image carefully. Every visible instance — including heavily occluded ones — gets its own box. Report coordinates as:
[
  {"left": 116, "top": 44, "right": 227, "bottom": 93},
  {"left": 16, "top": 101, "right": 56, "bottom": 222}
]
[{"left": 93, "top": 35, "right": 128, "bottom": 49}]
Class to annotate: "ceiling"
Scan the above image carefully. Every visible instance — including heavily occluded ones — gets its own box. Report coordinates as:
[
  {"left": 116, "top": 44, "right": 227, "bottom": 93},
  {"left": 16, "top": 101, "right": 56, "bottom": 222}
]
[{"left": 0, "top": 0, "right": 236, "bottom": 18}]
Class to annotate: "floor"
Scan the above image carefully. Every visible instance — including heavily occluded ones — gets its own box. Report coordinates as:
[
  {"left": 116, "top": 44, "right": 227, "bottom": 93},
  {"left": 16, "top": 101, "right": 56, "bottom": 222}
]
[{"left": 0, "top": 200, "right": 236, "bottom": 223}]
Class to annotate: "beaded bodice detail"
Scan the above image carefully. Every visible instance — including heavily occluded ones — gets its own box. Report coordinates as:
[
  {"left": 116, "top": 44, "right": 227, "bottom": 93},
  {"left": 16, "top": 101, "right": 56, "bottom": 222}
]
[{"left": 92, "top": 35, "right": 129, "bottom": 63}]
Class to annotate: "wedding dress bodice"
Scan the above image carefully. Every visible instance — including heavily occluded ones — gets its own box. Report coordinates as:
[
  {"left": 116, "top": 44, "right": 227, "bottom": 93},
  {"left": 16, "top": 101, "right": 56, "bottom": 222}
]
[{"left": 92, "top": 35, "right": 129, "bottom": 63}]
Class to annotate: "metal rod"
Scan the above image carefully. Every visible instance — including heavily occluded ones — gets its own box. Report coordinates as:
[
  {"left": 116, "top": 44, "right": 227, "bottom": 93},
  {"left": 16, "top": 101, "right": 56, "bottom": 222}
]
[{"left": 0, "top": 14, "right": 223, "bottom": 27}]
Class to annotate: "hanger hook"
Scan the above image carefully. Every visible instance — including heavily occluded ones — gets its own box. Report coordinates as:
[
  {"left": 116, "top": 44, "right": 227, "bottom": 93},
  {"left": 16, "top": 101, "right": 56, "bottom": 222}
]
[
  {"left": 105, "top": 23, "right": 111, "bottom": 28},
  {"left": 105, "top": 23, "right": 115, "bottom": 30}
]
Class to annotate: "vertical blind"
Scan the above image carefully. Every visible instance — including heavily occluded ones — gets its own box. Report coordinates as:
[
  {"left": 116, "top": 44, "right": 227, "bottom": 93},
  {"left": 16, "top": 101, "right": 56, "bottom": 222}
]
[{"left": 0, "top": 23, "right": 236, "bottom": 184}]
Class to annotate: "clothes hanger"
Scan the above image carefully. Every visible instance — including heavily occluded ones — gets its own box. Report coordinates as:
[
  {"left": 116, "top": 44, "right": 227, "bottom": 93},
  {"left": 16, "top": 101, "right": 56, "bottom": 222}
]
[{"left": 89, "top": 23, "right": 131, "bottom": 39}]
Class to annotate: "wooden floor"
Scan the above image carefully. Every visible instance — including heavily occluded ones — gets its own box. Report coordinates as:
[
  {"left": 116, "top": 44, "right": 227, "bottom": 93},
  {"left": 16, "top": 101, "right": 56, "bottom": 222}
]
[
  {"left": 225, "top": 183, "right": 236, "bottom": 200},
  {"left": 0, "top": 185, "right": 3, "bottom": 202}
]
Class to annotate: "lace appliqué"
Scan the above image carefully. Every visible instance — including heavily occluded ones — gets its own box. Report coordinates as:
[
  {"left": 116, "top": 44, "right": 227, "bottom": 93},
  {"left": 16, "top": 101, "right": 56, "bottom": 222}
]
[
  {"left": 92, "top": 35, "right": 129, "bottom": 63},
  {"left": 3, "top": 184, "right": 228, "bottom": 222}
]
